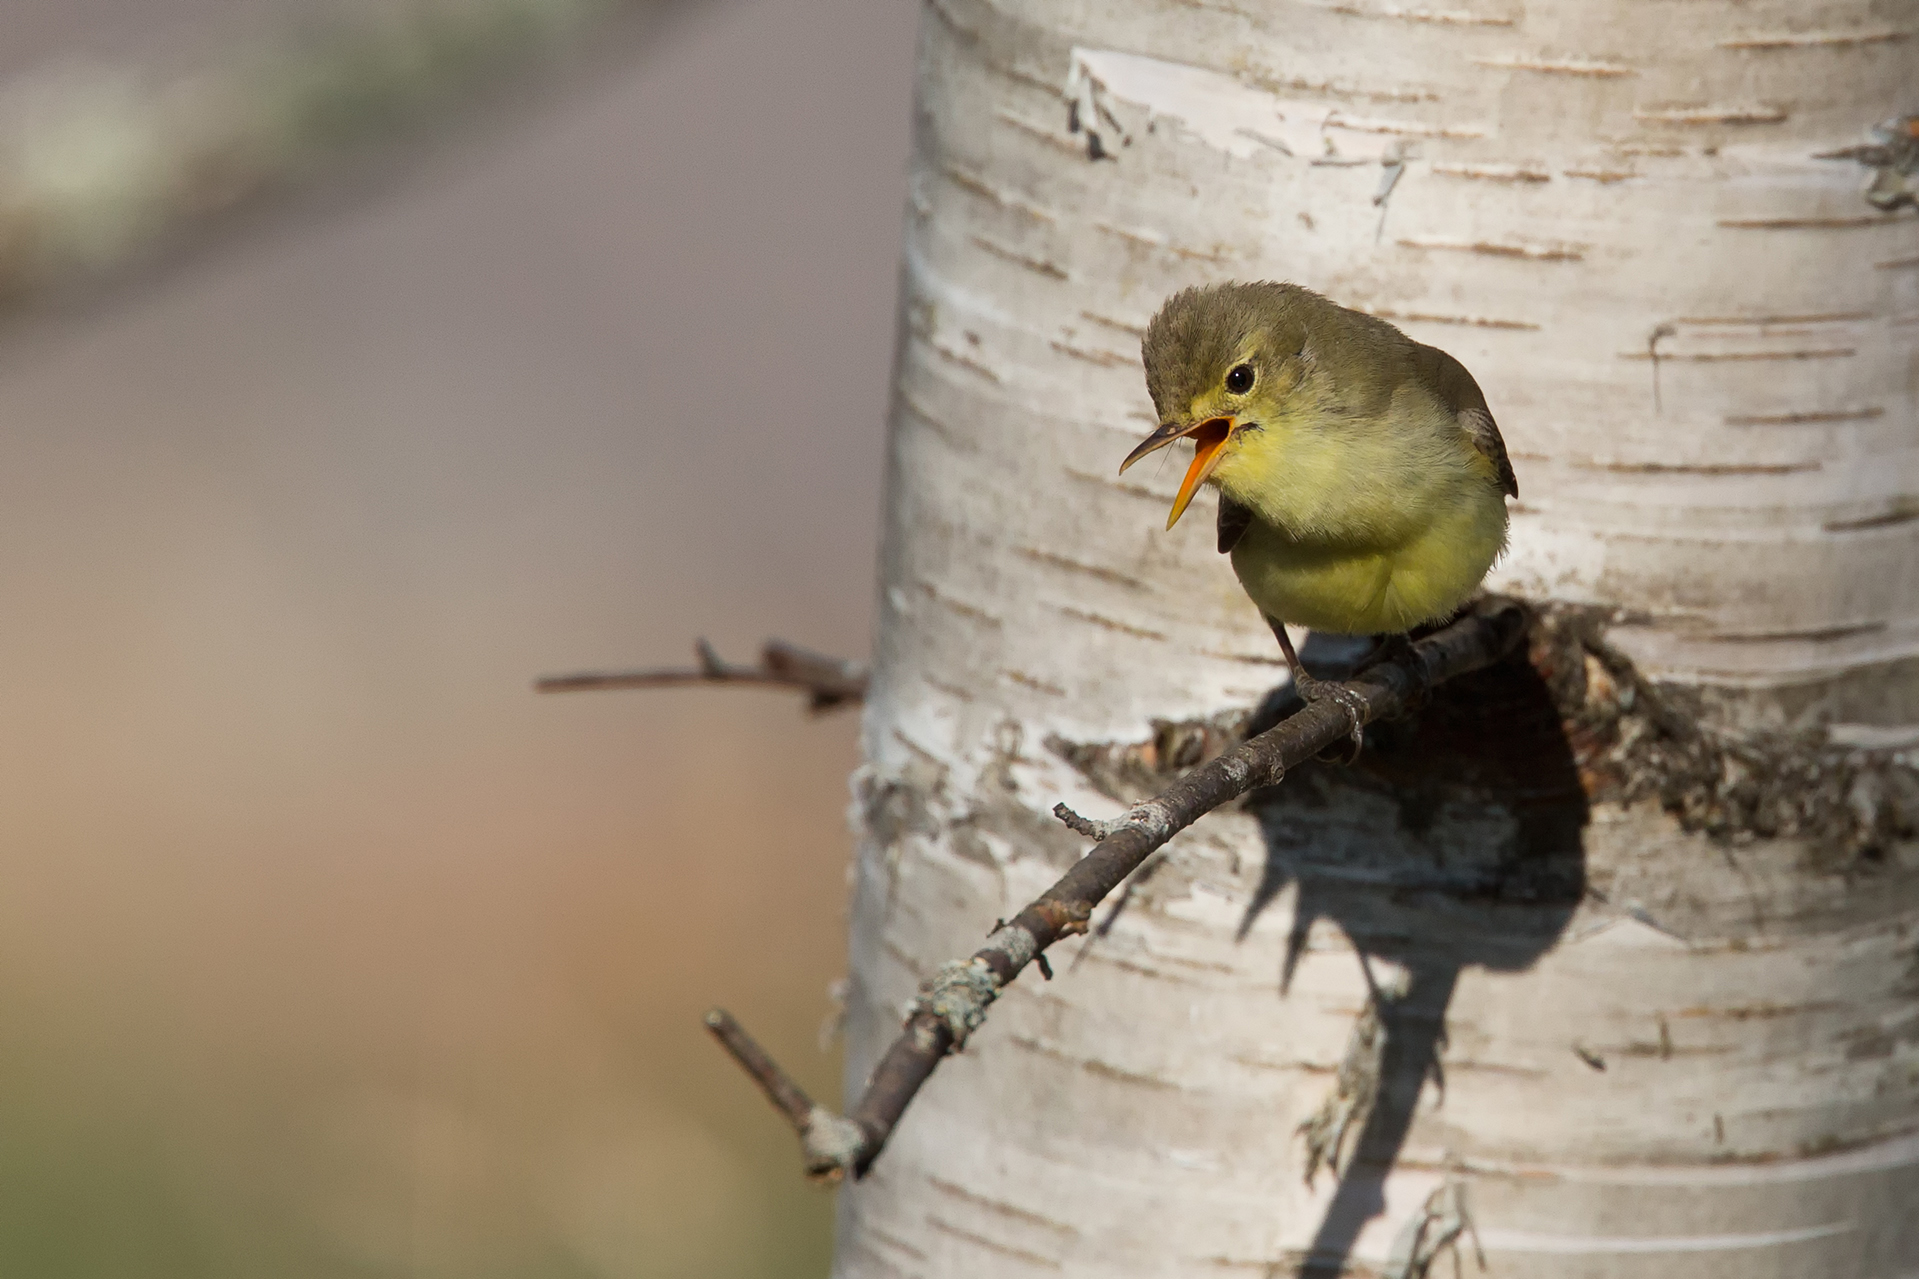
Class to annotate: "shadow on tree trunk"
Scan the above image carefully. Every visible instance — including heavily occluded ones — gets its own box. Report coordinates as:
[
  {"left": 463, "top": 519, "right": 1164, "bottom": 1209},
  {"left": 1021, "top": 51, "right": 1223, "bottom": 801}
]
[{"left": 1238, "top": 637, "right": 1590, "bottom": 1277}]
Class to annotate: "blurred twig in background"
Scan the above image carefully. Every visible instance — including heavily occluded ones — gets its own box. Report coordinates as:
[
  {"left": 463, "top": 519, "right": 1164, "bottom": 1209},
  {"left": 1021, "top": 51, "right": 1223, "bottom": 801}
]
[
  {"left": 538, "top": 638, "right": 868, "bottom": 712},
  {"left": 0, "top": 0, "right": 680, "bottom": 310}
]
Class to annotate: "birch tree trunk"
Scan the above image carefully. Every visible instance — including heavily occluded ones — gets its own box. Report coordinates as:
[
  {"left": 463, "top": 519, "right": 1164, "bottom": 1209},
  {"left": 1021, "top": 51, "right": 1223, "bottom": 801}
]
[{"left": 838, "top": 1, "right": 1917, "bottom": 1274}]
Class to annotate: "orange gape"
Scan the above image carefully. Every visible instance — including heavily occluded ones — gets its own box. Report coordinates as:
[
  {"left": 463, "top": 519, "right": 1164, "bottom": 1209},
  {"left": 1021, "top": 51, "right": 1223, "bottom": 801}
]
[{"left": 1169, "top": 416, "right": 1234, "bottom": 530}]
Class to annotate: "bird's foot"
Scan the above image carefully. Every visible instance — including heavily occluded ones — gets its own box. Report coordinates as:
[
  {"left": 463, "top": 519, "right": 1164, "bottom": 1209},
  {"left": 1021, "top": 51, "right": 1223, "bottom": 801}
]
[
  {"left": 1294, "top": 670, "right": 1369, "bottom": 763},
  {"left": 1264, "top": 615, "right": 1370, "bottom": 762}
]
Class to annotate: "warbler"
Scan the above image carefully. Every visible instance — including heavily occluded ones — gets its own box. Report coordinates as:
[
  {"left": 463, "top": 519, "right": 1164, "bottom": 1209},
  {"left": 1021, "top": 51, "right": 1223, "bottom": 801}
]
[{"left": 1121, "top": 281, "right": 1516, "bottom": 708}]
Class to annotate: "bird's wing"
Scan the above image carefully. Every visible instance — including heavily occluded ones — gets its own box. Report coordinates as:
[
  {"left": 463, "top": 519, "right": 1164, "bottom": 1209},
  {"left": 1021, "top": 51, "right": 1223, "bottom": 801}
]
[
  {"left": 1218, "top": 493, "right": 1254, "bottom": 554},
  {"left": 1412, "top": 342, "right": 1519, "bottom": 499},
  {"left": 1459, "top": 405, "right": 1518, "bottom": 499}
]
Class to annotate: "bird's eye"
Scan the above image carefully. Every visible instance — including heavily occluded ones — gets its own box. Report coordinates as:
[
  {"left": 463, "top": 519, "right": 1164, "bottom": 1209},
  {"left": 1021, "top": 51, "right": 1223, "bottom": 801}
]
[{"left": 1225, "top": 363, "right": 1255, "bottom": 395}]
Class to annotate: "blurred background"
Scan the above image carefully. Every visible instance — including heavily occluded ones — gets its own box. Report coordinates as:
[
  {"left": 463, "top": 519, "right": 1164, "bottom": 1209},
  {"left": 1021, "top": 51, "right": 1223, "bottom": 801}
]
[{"left": 0, "top": 0, "right": 915, "bottom": 1272}]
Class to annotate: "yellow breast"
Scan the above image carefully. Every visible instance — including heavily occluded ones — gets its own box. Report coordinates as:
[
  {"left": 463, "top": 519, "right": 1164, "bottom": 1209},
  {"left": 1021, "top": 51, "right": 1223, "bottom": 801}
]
[
  {"left": 1227, "top": 487, "right": 1507, "bottom": 634},
  {"left": 1212, "top": 404, "right": 1509, "bottom": 634}
]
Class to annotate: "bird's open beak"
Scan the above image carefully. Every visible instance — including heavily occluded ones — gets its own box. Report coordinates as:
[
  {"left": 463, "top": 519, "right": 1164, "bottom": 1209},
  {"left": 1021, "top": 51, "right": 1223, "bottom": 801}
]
[{"left": 1119, "top": 416, "right": 1234, "bottom": 530}]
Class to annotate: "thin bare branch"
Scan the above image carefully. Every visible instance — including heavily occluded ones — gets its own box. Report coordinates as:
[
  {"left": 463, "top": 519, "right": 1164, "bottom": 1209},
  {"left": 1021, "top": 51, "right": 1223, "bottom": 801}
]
[
  {"left": 536, "top": 639, "right": 867, "bottom": 711},
  {"left": 703, "top": 1008, "right": 816, "bottom": 1133},
  {"left": 706, "top": 599, "right": 1529, "bottom": 1181},
  {"left": 702, "top": 1008, "right": 872, "bottom": 1181}
]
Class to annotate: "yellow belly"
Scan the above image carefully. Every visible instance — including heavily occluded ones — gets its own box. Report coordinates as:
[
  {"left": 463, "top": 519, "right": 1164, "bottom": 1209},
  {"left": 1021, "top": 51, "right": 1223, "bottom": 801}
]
[{"left": 1227, "top": 488, "right": 1507, "bottom": 634}]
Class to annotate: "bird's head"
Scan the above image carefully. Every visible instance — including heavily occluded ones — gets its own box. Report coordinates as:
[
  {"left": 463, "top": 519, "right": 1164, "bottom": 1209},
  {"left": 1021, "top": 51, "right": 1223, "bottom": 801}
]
[{"left": 1120, "top": 282, "right": 1327, "bottom": 529}]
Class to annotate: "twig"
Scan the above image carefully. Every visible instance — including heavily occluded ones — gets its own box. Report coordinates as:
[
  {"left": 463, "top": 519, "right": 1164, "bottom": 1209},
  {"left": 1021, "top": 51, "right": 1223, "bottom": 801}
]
[
  {"left": 1052, "top": 802, "right": 1121, "bottom": 840},
  {"left": 703, "top": 1009, "right": 869, "bottom": 1180},
  {"left": 704, "top": 1008, "right": 814, "bottom": 1131},
  {"left": 536, "top": 638, "right": 867, "bottom": 711},
  {"left": 707, "top": 600, "right": 1528, "bottom": 1180}
]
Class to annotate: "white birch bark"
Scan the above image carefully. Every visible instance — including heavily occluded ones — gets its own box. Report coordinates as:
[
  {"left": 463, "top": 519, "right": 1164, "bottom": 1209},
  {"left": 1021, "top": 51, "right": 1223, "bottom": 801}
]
[{"left": 839, "top": 1, "right": 1916, "bottom": 1274}]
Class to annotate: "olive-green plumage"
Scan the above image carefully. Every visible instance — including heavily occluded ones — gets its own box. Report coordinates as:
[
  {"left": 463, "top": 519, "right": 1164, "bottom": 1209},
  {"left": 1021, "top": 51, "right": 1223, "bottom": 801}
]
[{"left": 1126, "top": 281, "right": 1516, "bottom": 637}]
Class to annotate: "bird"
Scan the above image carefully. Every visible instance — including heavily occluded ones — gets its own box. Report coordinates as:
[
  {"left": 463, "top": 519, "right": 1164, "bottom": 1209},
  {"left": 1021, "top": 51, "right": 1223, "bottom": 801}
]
[{"left": 1120, "top": 281, "right": 1516, "bottom": 726}]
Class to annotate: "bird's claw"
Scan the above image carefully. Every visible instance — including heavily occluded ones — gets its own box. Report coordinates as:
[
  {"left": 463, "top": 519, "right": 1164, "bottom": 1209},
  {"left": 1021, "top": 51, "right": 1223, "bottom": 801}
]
[{"left": 1295, "top": 673, "right": 1368, "bottom": 763}]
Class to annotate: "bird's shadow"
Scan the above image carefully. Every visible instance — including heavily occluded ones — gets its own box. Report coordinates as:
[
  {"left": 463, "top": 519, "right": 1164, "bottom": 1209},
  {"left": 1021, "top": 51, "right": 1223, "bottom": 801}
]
[{"left": 1237, "top": 632, "right": 1588, "bottom": 1278}]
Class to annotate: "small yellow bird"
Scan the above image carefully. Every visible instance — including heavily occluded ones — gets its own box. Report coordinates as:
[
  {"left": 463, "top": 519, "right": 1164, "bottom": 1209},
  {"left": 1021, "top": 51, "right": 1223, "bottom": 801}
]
[{"left": 1121, "top": 281, "right": 1516, "bottom": 707}]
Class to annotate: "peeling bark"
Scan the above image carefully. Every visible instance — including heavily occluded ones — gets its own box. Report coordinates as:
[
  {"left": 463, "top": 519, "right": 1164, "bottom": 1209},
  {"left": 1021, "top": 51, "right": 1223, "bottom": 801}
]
[{"left": 839, "top": 1, "right": 1916, "bottom": 1274}]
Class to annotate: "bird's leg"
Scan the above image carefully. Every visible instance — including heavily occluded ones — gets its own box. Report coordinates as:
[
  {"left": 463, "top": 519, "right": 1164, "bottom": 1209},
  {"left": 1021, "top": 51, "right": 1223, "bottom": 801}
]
[{"left": 1266, "top": 616, "right": 1368, "bottom": 758}]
